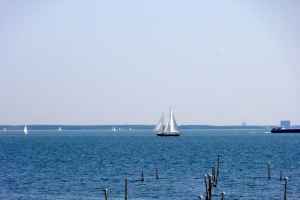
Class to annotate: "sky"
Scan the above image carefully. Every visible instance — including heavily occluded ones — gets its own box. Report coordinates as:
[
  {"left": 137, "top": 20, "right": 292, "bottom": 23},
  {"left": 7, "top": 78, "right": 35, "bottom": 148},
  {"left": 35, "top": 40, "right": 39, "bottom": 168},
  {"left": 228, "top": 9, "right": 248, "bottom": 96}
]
[{"left": 0, "top": 0, "right": 300, "bottom": 125}]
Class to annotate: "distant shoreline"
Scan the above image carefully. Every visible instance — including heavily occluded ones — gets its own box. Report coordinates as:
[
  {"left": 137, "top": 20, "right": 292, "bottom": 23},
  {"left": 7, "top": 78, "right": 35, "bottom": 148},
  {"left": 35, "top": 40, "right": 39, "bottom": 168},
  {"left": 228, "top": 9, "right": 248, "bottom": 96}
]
[{"left": 0, "top": 124, "right": 278, "bottom": 131}]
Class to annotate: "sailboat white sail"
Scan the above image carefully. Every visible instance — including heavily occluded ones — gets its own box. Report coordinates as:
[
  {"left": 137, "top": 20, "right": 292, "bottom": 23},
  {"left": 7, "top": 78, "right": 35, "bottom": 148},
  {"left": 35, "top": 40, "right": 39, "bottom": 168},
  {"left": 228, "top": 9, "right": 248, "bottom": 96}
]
[
  {"left": 154, "top": 113, "right": 165, "bottom": 133},
  {"left": 164, "top": 109, "right": 180, "bottom": 134},
  {"left": 155, "top": 109, "right": 180, "bottom": 136},
  {"left": 24, "top": 125, "right": 28, "bottom": 135}
]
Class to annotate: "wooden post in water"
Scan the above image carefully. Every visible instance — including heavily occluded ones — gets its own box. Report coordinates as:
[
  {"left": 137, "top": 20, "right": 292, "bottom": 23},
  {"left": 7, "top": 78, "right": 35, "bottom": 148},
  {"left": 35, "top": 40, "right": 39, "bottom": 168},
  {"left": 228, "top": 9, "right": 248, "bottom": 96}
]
[
  {"left": 124, "top": 177, "right": 128, "bottom": 200},
  {"left": 141, "top": 169, "right": 144, "bottom": 182},
  {"left": 216, "top": 155, "right": 220, "bottom": 185},
  {"left": 208, "top": 174, "right": 213, "bottom": 200},
  {"left": 155, "top": 168, "right": 159, "bottom": 180},
  {"left": 280, "top": 171, "right": 282, "bottom": 181},
  {"left": 103, "top": 188, "right": 108, "bottom": 200},
  {"left": 220, "top": 192, "right": 225, "bottom": 200},
  {"left": 212, "top": 166, "right": 216, "bottom": 184},
  {"left": 267, "top": 161, "right": 271, "bottom": 180},
  {"left": 204, "top": 175, "right": 208, "bottom": 200},
  {"left": 284, "top": 177, "right": 288, "bottom": 200}
]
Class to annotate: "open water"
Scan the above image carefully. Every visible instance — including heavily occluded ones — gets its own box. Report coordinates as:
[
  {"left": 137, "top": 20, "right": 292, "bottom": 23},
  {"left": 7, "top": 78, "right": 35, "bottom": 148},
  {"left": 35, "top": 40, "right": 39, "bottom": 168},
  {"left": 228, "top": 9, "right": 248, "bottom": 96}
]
[{"left": 0, "top": 129, "right": 300, "bottom": 200}]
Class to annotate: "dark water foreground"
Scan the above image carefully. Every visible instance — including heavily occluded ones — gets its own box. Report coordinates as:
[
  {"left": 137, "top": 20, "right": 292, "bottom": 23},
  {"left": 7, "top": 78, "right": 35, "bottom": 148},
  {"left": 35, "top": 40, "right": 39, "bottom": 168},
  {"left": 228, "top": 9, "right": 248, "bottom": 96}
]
[{"left": 0, "top": 130, "right": 300, "bottom": 200}]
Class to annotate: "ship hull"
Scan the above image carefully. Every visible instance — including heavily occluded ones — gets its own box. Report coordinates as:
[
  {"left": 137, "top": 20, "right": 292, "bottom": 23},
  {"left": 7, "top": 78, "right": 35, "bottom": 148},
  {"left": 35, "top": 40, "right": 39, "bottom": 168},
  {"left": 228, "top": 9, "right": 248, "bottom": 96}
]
[
  {"left": 156, "top": 133, "right": 180, "bottom": 136},
  {"left": 271, "top": 128, "right": 300, "bottom": 133}
]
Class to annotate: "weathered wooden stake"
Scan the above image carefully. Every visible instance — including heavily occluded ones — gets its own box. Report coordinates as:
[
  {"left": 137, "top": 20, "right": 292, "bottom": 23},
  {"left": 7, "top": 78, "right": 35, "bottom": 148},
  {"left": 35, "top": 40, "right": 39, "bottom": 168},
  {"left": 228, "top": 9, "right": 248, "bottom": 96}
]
[
  {"left": 124, "top": 177, "right": 128, "bottom": 200},
  {"left": 212, "top": 166, "right": 217, "bottom": 187},
  {"left": 204, "top": 175, "right": 208, "bottom": 200},
  {"left": 280, "top": 171, "right": 282, "bottom": 181},
  {"left": 155, "top": 168, "right": 159, "bottom": 180},
  {"left": 267, "top": 161, "right": 271, "bottom": 179},
  {"left": 216, "top": 155, "right": 220, "bottom": 184},
  {"left": 220, "top": 191, "right": 225, "bottom": 200},
  {"left": 141, "top": 169, "right": 144, "bottom": 182},
  {"left": 103, "top": 188, "right": 108, "bottom": 200},
  {"left": 284, "top": 177, "right": 288, "bottom": 200},
  {"left": 212, "top": 167, "right": 215, "bottom": 181},
  {"left": 208, "top": 174, "right": 213, "bottom": 200}
]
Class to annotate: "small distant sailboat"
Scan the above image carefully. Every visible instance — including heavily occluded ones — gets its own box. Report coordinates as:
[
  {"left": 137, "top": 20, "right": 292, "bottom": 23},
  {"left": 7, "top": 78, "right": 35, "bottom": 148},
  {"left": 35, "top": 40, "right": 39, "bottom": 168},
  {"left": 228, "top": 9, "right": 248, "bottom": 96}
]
[
  {"left": 58, "top": 127, "right": 62, "bottom": 132},
  {"left": 24, "top": 125, "right": 28, "bottom": 135},
  {"left": 155, "top": 109, "right": 181, "bottom": 136}
]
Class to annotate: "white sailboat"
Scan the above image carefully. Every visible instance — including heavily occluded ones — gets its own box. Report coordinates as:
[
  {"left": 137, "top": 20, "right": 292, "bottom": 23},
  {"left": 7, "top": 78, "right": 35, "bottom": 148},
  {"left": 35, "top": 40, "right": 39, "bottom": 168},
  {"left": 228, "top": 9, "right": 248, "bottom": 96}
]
[
  {"left": 24, "top": 125, "right": 28, "bottom": 135},
  {"left": 155, "top": 109, "right": 181, "bottom": 136}
]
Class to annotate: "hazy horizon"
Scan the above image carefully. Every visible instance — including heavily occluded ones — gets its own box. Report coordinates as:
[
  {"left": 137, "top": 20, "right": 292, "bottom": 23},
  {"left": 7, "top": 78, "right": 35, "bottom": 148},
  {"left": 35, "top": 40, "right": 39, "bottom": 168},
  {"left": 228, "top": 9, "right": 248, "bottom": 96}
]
[
  {"left": 0, "top": 122, "right": 281, "bottom": 126},
  {"left": 1, "top": 1, "right": 299, "bottom": 125}
]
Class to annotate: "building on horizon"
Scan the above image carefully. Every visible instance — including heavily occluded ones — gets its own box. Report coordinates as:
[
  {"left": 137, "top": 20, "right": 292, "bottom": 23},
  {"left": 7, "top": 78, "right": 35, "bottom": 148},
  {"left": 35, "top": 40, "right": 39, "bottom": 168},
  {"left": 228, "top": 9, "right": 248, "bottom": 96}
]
[{"left": 280, "top": 120, "right": 291, "bottom": 128}]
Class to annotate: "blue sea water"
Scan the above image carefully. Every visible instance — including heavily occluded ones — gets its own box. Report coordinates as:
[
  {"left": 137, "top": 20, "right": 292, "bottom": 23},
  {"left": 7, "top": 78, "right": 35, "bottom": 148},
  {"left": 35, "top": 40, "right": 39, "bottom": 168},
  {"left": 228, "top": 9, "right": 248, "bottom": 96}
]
[{"left": 0, "top": 129, "right": 300, "bottom": 200}]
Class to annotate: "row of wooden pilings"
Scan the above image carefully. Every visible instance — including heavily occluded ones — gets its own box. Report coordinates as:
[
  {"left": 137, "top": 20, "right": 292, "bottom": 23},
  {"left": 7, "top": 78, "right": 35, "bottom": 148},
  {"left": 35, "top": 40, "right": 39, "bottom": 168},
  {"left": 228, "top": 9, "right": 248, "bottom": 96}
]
[
  {"left": 102, "top": 155, "right": 226, "bottom": 200},
  {"left": 199, "top": 155, "right": 224, "bottom": 200},
  {"left": 102, "top": 157, "right": 290, "bottom": 200},
  {"left": 102, "top": 167, "right": 158, "bottom": 200}
]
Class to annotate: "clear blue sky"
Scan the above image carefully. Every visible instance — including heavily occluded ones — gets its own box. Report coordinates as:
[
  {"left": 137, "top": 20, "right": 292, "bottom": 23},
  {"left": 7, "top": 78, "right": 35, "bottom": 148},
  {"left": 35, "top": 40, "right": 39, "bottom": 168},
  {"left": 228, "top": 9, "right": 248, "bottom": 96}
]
[{"left": 1, "top": 0, "right": 299, "bottom": 125}]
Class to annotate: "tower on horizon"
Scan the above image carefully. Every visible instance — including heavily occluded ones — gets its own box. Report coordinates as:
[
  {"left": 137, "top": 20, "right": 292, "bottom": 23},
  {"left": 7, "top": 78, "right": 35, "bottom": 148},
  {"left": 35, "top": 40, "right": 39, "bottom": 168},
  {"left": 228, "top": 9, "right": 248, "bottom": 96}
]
[{"left": 280, "top": 120, "right": 291, "bottom": 128}]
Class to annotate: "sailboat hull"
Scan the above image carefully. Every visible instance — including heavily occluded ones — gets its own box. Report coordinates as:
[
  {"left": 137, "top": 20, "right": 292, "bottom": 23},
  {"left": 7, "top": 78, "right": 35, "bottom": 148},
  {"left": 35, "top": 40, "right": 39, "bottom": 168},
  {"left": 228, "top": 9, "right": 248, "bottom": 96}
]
[{"left": 156, "top": 133, "right": 180, "bottom": 136}]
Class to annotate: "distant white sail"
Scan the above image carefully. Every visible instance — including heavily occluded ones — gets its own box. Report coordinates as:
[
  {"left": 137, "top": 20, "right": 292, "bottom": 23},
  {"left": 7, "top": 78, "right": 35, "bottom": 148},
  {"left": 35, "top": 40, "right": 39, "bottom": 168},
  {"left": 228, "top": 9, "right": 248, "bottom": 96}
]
[
  {"left": 24, "top": 125, "right": 28, "bottom": 135},
  {"left": 154, "top": 113, "right": 165, "bottom": 133},
  {"left": 154, "top": 108, "right": 181, "bottom": 136},
  {"left": 164, "top": 109, "right": 180, "bottom": 134}
]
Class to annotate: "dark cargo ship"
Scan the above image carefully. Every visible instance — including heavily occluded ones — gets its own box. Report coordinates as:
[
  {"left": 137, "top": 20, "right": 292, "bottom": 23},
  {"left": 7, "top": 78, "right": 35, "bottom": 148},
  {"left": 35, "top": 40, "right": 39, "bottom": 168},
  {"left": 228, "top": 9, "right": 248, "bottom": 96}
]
[{"left": 271, "top": 127, "right": 300, "bottom": 133}]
